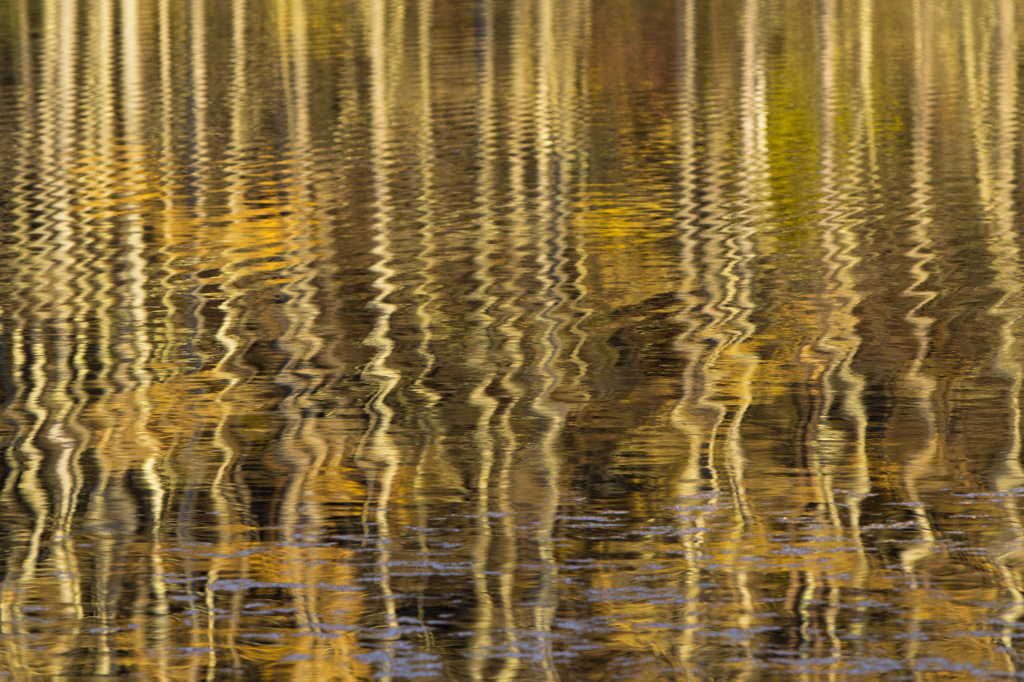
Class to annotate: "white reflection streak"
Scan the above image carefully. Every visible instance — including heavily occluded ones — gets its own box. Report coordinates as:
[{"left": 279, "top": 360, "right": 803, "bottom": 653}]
[
  {"left": 902, "top": 0, "right": 938, "bottom": 579},
  {"left": 813, "top": 0, "right": 867, "bottom": 665},
  {"left": 146, "top": 1, "right": 173, "bottom": 676},
  {"left": 359, "top": 1, "right": 403, "bottom": 679},
  {"left": 205, "top": 0, "right": 250, "bottom": 669},
  {"left": 468, "top": 0, "right": 498, "bottom": 677},
  {"left": 407, "top": 0, "right": 442, "bottom": 619},
  {"left": 980, "top": 0, "right": 1024, "bottom": 660},
  {"left": 902, "top": 2, "right": 939, "bottom": 675},
  {"left": 0, "top": 0, "right": 71, "bottom": 667},
  {"left": 564, "top": 0, "right": 592, "bottom": 400},
  {"left": 835, "top": 0, "right": 874, "bottom": 646},
  {"left": 726, "top": 0, "right": 765, "bottom": 670},
  {"left": 494, "top": 2, "right": 536, "bottom": 677},
  {"left": 531, "top": 1, "right": 568, "bottom": 678},
  {"left": 277, "top": 0, "right": 331, "bottom": 650},
  {"left": 670, "top": 0, "right": 711, "bottom": 676}
]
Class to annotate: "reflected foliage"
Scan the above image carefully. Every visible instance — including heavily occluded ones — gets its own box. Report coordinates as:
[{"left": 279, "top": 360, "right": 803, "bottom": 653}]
[{"left": 1, "top": 0, "right": 1024, "bottom": 679}]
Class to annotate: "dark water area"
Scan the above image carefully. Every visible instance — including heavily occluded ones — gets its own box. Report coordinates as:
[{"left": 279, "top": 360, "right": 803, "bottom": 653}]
[{"left": 1, "top": 0, "right": 1024, "bottom": 679}]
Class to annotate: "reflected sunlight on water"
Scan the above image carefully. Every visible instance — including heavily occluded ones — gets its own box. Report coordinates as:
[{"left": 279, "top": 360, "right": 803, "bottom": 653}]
[{"left": 2, "top": 0, "right": 1024, "bottom": 679}]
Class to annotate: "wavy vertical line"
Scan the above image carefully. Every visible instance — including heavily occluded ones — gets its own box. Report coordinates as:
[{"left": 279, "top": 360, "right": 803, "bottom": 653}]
[
  {"left": 662, "top": 0, "right": 766, "bottom": 666},
  {"left": 357, "top": 0, "right": 401, "bottom": 473},
  {"left": 37, "top": 0, "right": 85, "bottom": 618},
  {"left": 86, "top": 0, "right": 156, "bottom": 669},
  {"left": 724, "top": 0, "right": 764, "bottom": 530},
  {"left": 50, "top": 26, "right": 91, "bottom": 634},
  {"left": 529, "top": 2, "right": 568, "bottom": 678},
  {"left": 825, "top": 0, "right": 875, "bottom": 644},
  {"left": 76, "top": 1, "right": 121, "bottom": 671},
  {"left": 687, "top": 64, "right": 736, "bottom": 501},
  {"left": 156, "top": 0, "right": 178, "bottom": 375},
  {"left": 209, "top": 0, "right": 250, "bottom": 506},
  {"left": 858, "top": 0, "right": 880, "bottom": 183},
  {"left": 11, "top": 0, "right": 82, "bottom": 664},
  {"left": 42, "top": 0, "right": 88, "bottom": 605},
  {"left": 974, "top": 0, "right": 1024, "bottom": 650},
  {"left": 0, "top": 0, "right": 34, "bottom": 463},
  {"left": 358, "top": 3, "right": 404, "bottom": 678},
  {"left": 119, "top": 0, "right": 160, "bottom": 526},
  {"left": 213, "top": 3, "right": 251, "bottom": 669},
  {"left": 809, "top": 0, "right": 872, "bottom": 661},
  {"left": 45, "top": 0, "right": 90, "bottom": 653},
  {"left": 273, "top": 0, "right": 322, "bottom": 539},
  {"left": 554, "top": 0, "right": 592, "bottom": 405},
  {"left": 893, "top": 6, "right": 940, "bottom": 670},
  {"left": 563, "top": 7, "right": 593, "bottom": 409},
  {"left": 844, "top": 0, "right": 877, "bottom": 520},
  {"left": 145, "top": 1, "right": 174, "bottom": 677},
  {"left": 669, "top": 0, "right": 719, "bottom": 673},
  {"left": 806, "top": 0, "right": 874, "bottom": 568},
  {"left": 178, "top": 0, "right": 211, "bottom": 382},
  {"left": 200, "top": 0, "right": 256, "bottom": 671},
  {"left": 898, "top": 0, "right": 939, "bottom": 587},
  {"left": 273, "top": 0, "right": 338, "bottom": 656},
  {"left": 0, "top": 2, "right": 37, "bottom": 669},
  {"left": 491, "top": 3, "right": 539, "bottom": 677},
  {"left": 805, "top": 0, "right": 845, "bottom": 532},
  {"left": 465, "top": 0, "right": 499, "bottom": 677},
  {"left": 0, "top": 0, "right": 47, "bottom": 670},
  {"left": 670, "top": 26, "right": 745, "bottom": 670},
  {"left": 720, "top": 0, "right": 766, "bottom": 666},
  {"left": 963, "top": 1, "right": 993, "bottom": 209},
  {"left": 31, "top": 0, "right": 81, "bottom": 670},
  {"left": 408, "top": 0, "right": 444, "bottom": 600}
]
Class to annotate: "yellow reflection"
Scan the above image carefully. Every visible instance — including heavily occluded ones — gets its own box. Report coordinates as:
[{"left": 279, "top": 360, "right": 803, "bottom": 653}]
[{"left": 2, "top": 0, "right": 1024, "bottom": 679}]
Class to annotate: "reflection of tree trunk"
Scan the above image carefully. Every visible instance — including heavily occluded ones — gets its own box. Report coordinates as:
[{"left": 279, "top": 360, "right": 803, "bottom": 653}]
[
  {"left": 726, "top": 1, "right": 765, "bottom": 674},
  {"left": 492, "top": 3, "right": 536, "bottom": 677},
  {"left": 42, "top": 0, "right": 88, "bottom": 664},
  {"left": 273, "top": 0, "right": 331, "bottom": 659},
  {"left": 146, "top": 1, "right": 175, "bottom": 673},
  {"left": 0, "top": 0, "right": 59, "bottom": 673},
  {"left": 531, "top": 2, "right": 567, "bottom": 678},
  {"left": 839, "top": 0, "right": 876, "bottom": 652},
  {"left": 564, "top": 0, "right": 593, "bottom": 407},
  {"left": 206, "top": 0, "right": 252, "bottom": 668},
  {"left": 358, "top": 2, "right": 403, "bottom": 678},
  {"left": 902, "top": 0, "right": 938, "bottom": 574},
  {"left": 900, "top": 1, "right": 939, "bottom": 676},
  {"left": 467, "top": 0, "right": 497, "bottom": 678},
  {"left": 407, "top": 0, "right": 445, "bottom": 664},
  {"left": 119, "top": 0, "right": 165, "bottom": 672},
  {"left": 669, "top": 0, "right": 764, "bottom": 674},
  {"left": 976, "top": 0, "right": 1024, "bottom": 668},
  {"left": 670, "top": 1, "right": 710, "bottom": 676}
]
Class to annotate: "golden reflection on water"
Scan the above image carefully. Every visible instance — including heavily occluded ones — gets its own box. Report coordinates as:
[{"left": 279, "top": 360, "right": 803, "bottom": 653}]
[{"left": 4, "top": 0, "right": 1024, "bottom": 678}]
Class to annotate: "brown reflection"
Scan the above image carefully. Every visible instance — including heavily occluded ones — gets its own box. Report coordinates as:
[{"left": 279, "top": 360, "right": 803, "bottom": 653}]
[
  {"left": 359, "top": 3, "right": 404, "bottom": 679},
  {"left": 974, "top": 0, "right": 1024, "bottom": 669},
  {"left": 4, "top": 0, "right": 1024, "bottom": 678},
  {"left": 898, "top": 0, "right": 939, "bottom": 585},
  {"left": 670, "top": 0, "right": 704, "bottom": 676},
  {"left": 465, "top": 0, "right": 496, "bottom": 678}
]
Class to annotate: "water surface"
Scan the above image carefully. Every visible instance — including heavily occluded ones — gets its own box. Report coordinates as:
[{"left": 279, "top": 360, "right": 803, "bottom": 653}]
[{"left": 1, "top": 0, "right": 1024, "bottom": 679}]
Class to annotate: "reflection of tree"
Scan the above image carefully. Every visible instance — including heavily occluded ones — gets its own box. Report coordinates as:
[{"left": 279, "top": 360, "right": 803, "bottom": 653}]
[
  {"left": 4, "top": 0, "right": 1024, "bottom": 678},
  {"left": 970, "top": 0, "right": 1024, "bottom": 671}
]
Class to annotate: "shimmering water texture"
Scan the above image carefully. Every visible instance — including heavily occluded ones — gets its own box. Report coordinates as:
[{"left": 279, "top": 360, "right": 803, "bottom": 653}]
[{"left": 5, "top": 0, "right": 1024, "bottom": 679}]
